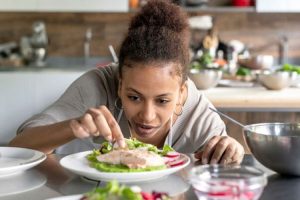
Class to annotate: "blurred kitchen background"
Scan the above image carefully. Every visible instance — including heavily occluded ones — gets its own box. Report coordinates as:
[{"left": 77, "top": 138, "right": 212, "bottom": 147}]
[
  {"left": 1, "top": 0, "right": 300, "bottom": 68},
  {"left": 1, "top": 0, "right": 300, "bottom": 151}
]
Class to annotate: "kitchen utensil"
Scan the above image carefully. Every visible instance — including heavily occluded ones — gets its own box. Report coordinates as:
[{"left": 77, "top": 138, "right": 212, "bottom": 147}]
[
  {"left": 209, "top": 107, "right": 251, "bottom": 131},
  {"left": 109, "top": 109, "right": 124, "bottom": 148},
  {"left": 238, "top": 55, "right": 274, "bottom": 70},
  {"left": 108, "top": 45, "right": 118, "bottom": 63},
  {"left": 78, "top": 103, "right": 123, "bottom": 149},
  {"left": 189, "top": 69, "right": 222, "bottom": 90},
  {"left": 244, "top": 122, "right": 300, "bottom": 176},
  {"left": 188, "top": 164, "right": 267, "bottom": 200},
  {"left": 258, "top": 70, "right": 293, "bottom": 90}
]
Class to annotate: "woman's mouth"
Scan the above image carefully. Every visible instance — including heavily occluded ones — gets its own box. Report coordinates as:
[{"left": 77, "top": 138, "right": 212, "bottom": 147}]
[{"left": 134, "top": 123, "right": 158, "bottom": 138}]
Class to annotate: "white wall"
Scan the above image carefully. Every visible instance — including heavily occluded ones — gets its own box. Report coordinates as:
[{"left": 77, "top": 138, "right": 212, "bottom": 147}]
[{"left": 0, "top": 70, "right": 84, "bottom": 145}]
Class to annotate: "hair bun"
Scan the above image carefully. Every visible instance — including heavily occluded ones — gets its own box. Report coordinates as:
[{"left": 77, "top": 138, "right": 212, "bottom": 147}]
[{"left": 129, "top": 0, "right": 188, "bottom": 33}]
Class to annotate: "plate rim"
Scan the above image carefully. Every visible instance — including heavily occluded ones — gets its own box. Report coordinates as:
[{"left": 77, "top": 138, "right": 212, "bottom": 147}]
[
  {"left": 0, "top": 147, "right": 46, "bottom": 172},
  {"left": 60, "top": 150, "right": 190, "bottom": 182}
]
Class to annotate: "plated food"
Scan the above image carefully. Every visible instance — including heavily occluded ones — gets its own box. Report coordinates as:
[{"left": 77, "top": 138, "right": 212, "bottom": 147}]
[
  {"left": 87, "top": 138, "right": 186, "bottom": 173},
  {"left": 81, "top": 180, "right": 170, "bottom": 200},
  {"left": 60, "top": 139, "right": 190, "bottom": 182}
]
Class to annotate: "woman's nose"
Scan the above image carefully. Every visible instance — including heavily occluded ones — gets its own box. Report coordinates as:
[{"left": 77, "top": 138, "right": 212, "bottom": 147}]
[{"left": 139, "top": 102, "right": 156, "bottom": 122}]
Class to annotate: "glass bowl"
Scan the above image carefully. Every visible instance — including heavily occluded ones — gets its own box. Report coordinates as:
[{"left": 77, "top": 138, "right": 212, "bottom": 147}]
[{"left": 188, "top": 165, "right": 267, "bottom": 200}]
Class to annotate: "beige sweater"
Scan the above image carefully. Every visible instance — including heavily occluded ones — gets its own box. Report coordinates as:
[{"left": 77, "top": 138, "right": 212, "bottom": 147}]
[{"left": 18, "top": 64, "right": 226, "bottom": 154}]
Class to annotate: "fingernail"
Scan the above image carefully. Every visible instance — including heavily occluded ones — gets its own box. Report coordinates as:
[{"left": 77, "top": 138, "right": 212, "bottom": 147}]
[
  {"left": 210, "top": 159, "right": 217, "bottom": 165},
  {"left": 107, "top": 136, "right": 112, "bottom": 141},
  {"left": 118, "top": 139, "right": 126, "bottom": 148},
  {"left": 202, "top": 158, "right": 207, "bottom": 164},
  {"left": 221, "top": 159, "right": 226, "bottom": 165}
]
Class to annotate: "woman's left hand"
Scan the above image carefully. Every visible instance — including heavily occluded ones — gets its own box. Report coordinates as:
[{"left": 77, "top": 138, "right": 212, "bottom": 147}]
[{"left": 194, "top": 136, "right": 244, "bottom": 165}]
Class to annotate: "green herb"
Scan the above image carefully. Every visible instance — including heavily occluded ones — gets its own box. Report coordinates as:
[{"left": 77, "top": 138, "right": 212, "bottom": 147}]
[
  {"left": 190, "top": 51, "right": 213, "bottom": 70},
  {"left": 87, "top": 138, "right": 175, "bottom": 172},
  {"left": 278, "top": 63, "right": 300, "bottom": 74},
  {"left": 236, "top": 67, "right": 251, "bottom": 76}
]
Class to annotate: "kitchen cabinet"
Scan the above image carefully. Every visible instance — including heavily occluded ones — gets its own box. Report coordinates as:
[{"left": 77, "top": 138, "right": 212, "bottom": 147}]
[
  {"left": 0, "top": 0, "right": 129, "bottom": 12},
  {"left": 0, "top": 69, "right": 85, "bottom": 145}
]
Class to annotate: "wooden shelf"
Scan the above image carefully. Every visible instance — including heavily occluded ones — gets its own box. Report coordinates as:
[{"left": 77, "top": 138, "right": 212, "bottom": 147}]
[
  {"left": 130, "top": 6, "right": 256, "bottom": 13},
  {"left": 184, "top": 6, "right": 256, "bottom": 13}
]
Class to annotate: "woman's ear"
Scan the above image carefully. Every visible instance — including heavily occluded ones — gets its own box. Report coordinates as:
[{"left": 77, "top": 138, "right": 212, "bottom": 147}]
[
  {"left": 178, "top": 81, "right": 187, "bottom": 103},
  {"left": 180, "top": 81, "right": 187, "bottom": 93}
]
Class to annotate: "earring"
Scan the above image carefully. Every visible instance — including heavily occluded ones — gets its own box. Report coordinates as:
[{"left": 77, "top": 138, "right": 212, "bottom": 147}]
[
  {"left": 114, "top": 97, "right": 123, "bottom": 110},
  {"left": 174, "top": 103, "right": 183, "bottom": 116}
]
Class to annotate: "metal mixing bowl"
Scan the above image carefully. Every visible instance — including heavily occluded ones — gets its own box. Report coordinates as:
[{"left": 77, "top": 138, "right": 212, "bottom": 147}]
[
  {"left": 244, "top": 123, "right": 300, "bottom": 176},
  {"left": 189, "top": 69, "right": 222, "bottom": 90},
  {"left": 258, "top": 71, "right": 292, "bottom": 90}
]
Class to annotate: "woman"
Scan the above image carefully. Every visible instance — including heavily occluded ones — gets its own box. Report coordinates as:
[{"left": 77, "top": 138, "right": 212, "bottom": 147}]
[{"left": 9, "top": 0, "right": 244, "bottom": 165}]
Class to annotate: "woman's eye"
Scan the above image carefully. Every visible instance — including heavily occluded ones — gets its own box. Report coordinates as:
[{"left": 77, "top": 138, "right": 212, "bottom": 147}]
[
  {"left": 128, "top": 95, "right": 140, "bottom": 101},
  {"left": 158, "top": 99, "right": 170, "bottom": 104}
]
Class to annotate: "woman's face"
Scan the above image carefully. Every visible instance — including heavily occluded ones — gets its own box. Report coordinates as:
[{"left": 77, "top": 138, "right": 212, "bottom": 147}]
[{"left": 118, "top": 62, "right": 184, "bottom": 143}]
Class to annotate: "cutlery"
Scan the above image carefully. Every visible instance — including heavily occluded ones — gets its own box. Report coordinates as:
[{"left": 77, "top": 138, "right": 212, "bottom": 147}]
[
  {"left": 209, "top": 107, "right": 251, "bottom": 131},
  {"left": 195, "top": 106, "right": 249, "bottom": 153},
  {"left": 108, "top": 109, "right": 124, "bottom": 148},
  {"left": 108, "top": 45, "right": 118, "bottom": 63}
]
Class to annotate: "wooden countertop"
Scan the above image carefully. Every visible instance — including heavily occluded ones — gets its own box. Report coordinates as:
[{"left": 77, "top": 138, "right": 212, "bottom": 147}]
[{"left": 202, "top": 87, "right": 300, "bottom": 111}]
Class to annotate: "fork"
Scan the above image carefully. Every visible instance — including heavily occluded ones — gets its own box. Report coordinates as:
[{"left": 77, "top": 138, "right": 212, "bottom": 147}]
[
  {"left": 108, "top": 109, "right": 124, "bottom": 148},
  {"left": 78, "top": 103, "right": 124, "bottom": 149}
]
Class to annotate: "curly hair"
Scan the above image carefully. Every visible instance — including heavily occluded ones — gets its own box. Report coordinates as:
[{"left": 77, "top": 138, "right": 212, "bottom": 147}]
[{"left": 118, "top": 0, "right": 190, "bottom": 83}]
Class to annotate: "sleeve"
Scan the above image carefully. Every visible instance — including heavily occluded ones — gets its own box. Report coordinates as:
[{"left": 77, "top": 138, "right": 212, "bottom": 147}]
[
  {"left": 17, "top": 68, "right": 114, "bottom": 134},
  {"left": 190, "top": 94, "right": 227, "bottom": 152}
]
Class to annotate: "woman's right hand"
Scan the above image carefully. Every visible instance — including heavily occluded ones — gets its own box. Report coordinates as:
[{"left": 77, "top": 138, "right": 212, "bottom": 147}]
[{"left": 69, "top": 105, "right": 126, "bottom": 148}]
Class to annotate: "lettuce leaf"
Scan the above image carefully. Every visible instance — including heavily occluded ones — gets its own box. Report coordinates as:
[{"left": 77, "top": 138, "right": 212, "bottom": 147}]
[
  {"left": 84, "top": 180, "right": 143, "bottom": 200},
  {"left": 98, "top": 138, "right": 175, "bottom": 156},
  {"left": 87, "top": 150, "right": 167, "bottom": 172}
]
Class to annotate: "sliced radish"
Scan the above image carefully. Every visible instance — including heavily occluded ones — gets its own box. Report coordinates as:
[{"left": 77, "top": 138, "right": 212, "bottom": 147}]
[
  {"left": 163, "top": 156, "right": 179, "bottom": 164},
  {"left": 141, "top": 191, "right": 154, "bottom": 200},
  {"left": 165, "top": 151, "right": 180, "bottom": 158},
  {"left": 168, "top": 157, "right": 186, "bottom": 167}
]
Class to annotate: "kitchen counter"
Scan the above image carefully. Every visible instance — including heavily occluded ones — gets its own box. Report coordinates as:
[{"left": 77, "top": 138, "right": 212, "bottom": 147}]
[
  {"left": 1, "top": 154, "right": 299, "bottom": 200},
  {"left": 0, "top": 56, "right": 112, "bottom": 72},
  {"left": 202, "top": 87, "right": 300, "bottom": 112}
]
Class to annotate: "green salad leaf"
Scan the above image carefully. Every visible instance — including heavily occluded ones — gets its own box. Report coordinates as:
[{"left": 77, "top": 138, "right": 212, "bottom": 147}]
[
  {"left": 87, "top": 138, "right": 175, "bottom": 172},
  {"left": 98, "top": 138, "right": 174, "bottom": 156},
  {"left": 84, "top": 180, "right": 143, "bottom": 200}
]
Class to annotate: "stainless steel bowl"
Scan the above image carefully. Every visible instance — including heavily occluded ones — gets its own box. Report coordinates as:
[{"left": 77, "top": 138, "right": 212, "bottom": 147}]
[
  {"left": 189, "top": 69, "right": 222, "bottom": 90},
  {"left": 258, "top": 71, "right": 292, "bottom": 90},
  {"left": 244, "top": 123, "right": 300, "bottom": 176}
]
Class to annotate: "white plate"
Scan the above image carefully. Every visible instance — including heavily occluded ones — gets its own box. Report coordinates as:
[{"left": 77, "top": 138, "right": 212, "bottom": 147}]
[
  {"left": 0, "top": 169, "right": 46, "bottom": 196},
  {"left": 60, "top": 151, "right": 190, "bottom": 183},
  {"left": 0, "top": 147, "right": 46, "bottom": 176}
]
